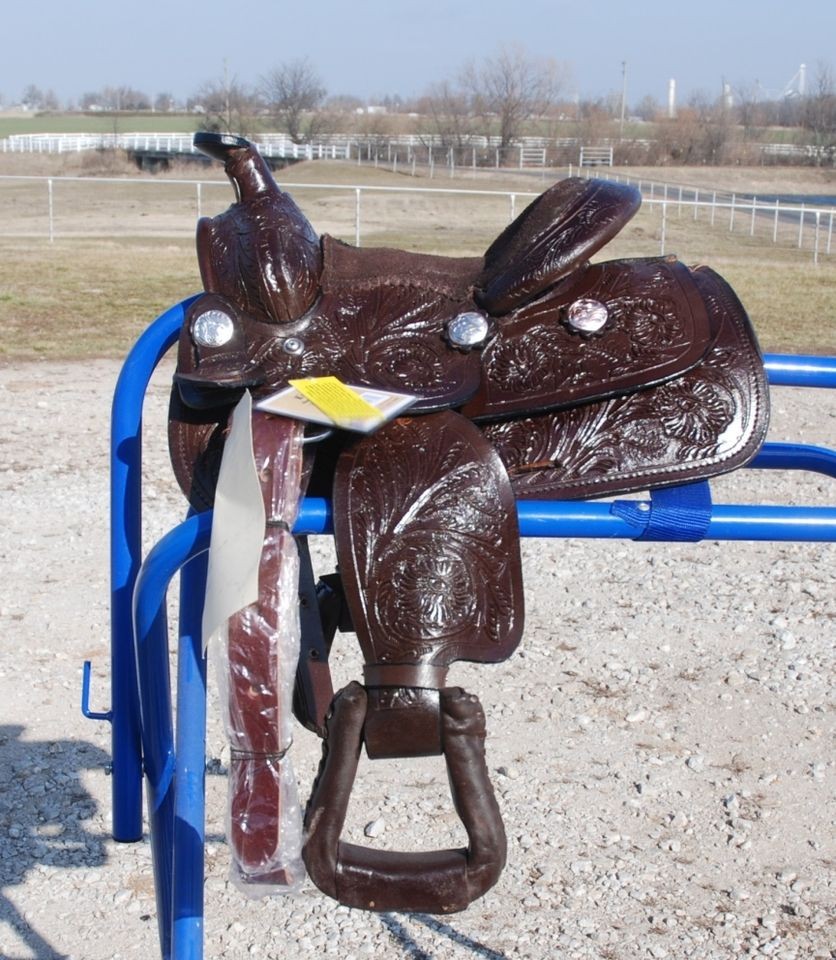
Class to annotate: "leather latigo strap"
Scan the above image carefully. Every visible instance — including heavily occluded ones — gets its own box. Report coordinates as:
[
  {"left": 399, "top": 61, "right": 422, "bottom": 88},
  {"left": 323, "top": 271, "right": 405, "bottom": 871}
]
[
  {"left": 483, "top": 265, "right": 769, "bottom": 500},
  {"left": 223, "top": 412, "right": 307, "bottom": 887},
  {"left": 226, "top": 530, "right": 298, "bottom": 886},
  {"left": 303, "top": 683, "right": 506, "bottom": 913}
]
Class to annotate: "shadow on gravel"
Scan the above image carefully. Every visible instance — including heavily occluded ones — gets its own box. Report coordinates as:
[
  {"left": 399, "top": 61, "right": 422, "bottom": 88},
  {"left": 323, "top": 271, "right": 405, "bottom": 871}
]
[
  {"left": 0, "top": 724, "right": 108, "bottom": 960},
  {"left": 382, "top": 912, "right": 508, "bottom": 959}
]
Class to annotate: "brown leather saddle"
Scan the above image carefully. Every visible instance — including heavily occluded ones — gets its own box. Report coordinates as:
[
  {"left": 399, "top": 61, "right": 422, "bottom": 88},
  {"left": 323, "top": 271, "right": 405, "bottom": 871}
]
[{"left": 168, "top": 132, "right": 769, "bottom": 913}]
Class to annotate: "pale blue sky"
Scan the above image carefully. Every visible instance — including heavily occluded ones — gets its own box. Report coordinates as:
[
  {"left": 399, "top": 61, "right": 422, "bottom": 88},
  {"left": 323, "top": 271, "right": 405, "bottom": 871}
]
[{"left": 4, "top": 0, "right": 834, "bottom": 108}]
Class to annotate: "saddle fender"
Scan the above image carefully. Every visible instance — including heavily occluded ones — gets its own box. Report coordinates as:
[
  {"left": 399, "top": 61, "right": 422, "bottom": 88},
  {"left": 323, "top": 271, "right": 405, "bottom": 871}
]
[{"left": 302, "top": 410, "right": 523, "bottom": 912}]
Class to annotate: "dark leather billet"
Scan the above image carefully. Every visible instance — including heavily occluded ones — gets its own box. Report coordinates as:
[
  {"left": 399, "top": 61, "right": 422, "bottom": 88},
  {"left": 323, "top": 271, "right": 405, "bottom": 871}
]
[{"left": 292, "top": 538, "right": 336, "bottom": 738}]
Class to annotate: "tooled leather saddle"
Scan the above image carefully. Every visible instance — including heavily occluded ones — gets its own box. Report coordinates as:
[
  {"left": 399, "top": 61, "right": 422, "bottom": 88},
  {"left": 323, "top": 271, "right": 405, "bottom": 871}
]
[{"left": 168, "top": 132, "right": 768, "bottom": 913}]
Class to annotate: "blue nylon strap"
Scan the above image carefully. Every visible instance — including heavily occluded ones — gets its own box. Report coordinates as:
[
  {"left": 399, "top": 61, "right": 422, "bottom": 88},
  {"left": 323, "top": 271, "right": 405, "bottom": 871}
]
[{"left": 610, "top": 480, "right": 713, "bottom": 542}]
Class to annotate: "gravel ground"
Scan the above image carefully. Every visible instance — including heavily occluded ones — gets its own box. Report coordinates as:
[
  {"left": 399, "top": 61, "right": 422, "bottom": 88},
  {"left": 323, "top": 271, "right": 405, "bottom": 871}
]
[{"left": 0, "top": 357, "right": 833, "bottom": 960}]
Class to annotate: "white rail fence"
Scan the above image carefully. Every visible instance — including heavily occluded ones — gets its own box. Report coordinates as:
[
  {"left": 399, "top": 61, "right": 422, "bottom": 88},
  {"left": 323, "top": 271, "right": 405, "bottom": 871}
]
[
  {"left": 0, "top": 132, "right": 582, "bottom": 170},
  {"left": 0, "top": 133, "right": 351, "bottom": 161},
  {"left": 0, "top": 173, "right": 833, "bottom": 263},
  {"left": 3, "top": 131, "right": 832, "bottom": 168}
]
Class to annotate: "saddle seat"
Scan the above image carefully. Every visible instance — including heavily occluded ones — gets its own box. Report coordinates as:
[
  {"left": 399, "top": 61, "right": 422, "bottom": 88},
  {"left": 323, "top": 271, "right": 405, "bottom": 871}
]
[{"left": 170, "top": 134, "right": 767, "bottom": 511}]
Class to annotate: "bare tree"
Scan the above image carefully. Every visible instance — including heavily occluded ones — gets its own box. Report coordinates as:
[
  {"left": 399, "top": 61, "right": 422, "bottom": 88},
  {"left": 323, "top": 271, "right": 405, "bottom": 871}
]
[
  {"left": 260, "top": 59, "right": 327, "bottom": 143},
  {"left": 463, "top": 45, "right": 568, "bottom": 152},
  {"left": 419, "top": 80, "right": 478, "bottom": 151},
  {"left": 800, "top": 62, "right": 836, "bottom": 165},
  {"left": 193, "top": 74, "right": 259, "bottom": 137},
  {"left": 21, "top": 84, "right": 45, "bottom": 110},
  {"left": 734, "top": 81, "right": 773, "bottom": 141},
  {"left": 154, "top": 92, "right": 176, "bottom": 113},
  {"left": 99, "top": 86, "right": 151, "bottom": 111},
  {"left": 634, "top": 94, "right": 662, "bottom": 122},
  {"left": 656, "top": 90, "right": 734, "bottom": 164}
]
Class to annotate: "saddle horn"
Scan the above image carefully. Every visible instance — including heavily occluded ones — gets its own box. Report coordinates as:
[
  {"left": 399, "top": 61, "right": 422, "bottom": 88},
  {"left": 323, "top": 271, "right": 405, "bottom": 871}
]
[
  {"left": 193, "top": 133, "right": 323, "bottom": 324},
  {"left": 194, "top": 131, "right": 275, "bottom": 203}
]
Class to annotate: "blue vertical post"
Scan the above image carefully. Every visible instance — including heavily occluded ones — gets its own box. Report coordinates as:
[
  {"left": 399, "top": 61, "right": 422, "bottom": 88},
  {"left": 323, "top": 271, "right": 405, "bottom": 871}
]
[
  {"left": 110, "top": 298, "right": 194, "bottom": 841},
  {"left": 136, "top": 583, "right": 176, "bottom": 960},
  {"left": 172, "top": 547, "right": 209, "bottom": 960},
  {"left": 133, "top": 511, "right": 212, "bottom": 960}
]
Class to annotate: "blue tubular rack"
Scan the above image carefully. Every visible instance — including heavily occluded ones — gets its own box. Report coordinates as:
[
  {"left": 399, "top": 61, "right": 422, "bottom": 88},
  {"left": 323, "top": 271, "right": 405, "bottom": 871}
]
[{"left": 89, "top": 298, "right": 836, "bottom": 960}]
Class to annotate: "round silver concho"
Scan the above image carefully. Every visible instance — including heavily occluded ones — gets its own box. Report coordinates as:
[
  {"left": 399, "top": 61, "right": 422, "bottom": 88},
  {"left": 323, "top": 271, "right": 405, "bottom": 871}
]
[
  {"left": 564, "top": 298, "right": 609, "bottom": 334},
  {"left": 447, "top": 311, "right": 489, "bottom": 349},
  {"left": 191, "top": 309, "right": 235, "bottom": 348},
  {"left": 282, "top": 337, "right": 305, "bottom": 356}
]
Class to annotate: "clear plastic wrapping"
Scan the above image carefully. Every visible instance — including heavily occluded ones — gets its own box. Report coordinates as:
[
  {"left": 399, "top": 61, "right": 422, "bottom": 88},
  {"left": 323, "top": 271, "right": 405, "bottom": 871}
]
[{"left": 212, "top": 412, "right": 306, "bottom": 895}]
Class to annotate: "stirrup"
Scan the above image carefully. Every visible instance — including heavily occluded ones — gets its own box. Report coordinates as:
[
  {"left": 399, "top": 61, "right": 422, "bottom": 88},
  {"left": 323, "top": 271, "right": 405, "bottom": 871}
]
[{"left": 303, "top": 682, "right": 506, "bottom": 913}]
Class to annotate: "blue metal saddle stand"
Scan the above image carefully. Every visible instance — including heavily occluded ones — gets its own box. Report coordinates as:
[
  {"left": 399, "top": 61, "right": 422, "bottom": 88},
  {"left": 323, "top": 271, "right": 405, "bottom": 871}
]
[{"left": 82, "top": 297, "right": 836, "bottom": 960}]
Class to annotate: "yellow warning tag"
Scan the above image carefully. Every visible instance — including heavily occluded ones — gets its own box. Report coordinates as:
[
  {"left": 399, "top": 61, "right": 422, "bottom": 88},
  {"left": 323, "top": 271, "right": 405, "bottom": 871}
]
[{"left": 288, "top": 376, "right": 386, "bottom": 431}]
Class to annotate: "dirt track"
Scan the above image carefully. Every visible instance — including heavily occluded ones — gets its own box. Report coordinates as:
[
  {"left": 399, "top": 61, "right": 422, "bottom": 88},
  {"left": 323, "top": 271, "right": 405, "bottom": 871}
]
[{"left": 0, "top": 357, "right": 833, "bottom": 960}]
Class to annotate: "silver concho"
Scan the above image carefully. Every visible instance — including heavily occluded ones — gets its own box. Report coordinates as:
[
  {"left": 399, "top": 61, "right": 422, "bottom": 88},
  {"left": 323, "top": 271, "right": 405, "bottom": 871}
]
[
  {"left": 447, "top": 311, "right": 489, "bottom": 349},
  {"left": 565, "top": 298, "right": 609, "bottom": 334},
  {"left": 282, "top": 337, "right": 305, "bottom": 355},
  {"left": 192, "top": 309, "right": 235, "bottom": 348}
]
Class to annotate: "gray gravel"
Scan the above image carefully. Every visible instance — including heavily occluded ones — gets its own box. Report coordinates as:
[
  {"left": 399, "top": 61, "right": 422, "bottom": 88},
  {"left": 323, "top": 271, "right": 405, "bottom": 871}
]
[{"left": 0, "top": 358, "right": 833, "bottom": 960}]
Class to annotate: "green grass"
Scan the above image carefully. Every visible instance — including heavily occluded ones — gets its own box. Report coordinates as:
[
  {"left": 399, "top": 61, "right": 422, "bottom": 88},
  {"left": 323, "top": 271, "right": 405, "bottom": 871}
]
[{"left": 0, "top": 112, "right": 203, "bottom": 137}]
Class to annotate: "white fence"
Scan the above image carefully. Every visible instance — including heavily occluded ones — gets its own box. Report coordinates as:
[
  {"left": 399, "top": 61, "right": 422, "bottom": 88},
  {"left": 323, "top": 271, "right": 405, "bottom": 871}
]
[
  {"left": 0, "top": 132, "right": 579, "bottom": 169},
  {"left": 0, "top": 133, "right": 351, "bottom": 161},
  {"left": 0, "top": 172, "right": 833, "bottom": 263},
  {"left": 4, "top": 131, "right": 831, "bottom": 169},
  {"left": 579, "top": 146, "right": 614, "bottom": 167}
]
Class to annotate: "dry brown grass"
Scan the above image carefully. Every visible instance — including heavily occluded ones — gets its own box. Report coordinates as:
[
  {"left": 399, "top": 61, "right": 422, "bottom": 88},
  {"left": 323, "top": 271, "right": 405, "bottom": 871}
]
[
  {"left": 0, "top": 157, "right": 833, "bottom": 361},
  {"left": 0, "top": 238, "right": 199, "bottom": 360}
]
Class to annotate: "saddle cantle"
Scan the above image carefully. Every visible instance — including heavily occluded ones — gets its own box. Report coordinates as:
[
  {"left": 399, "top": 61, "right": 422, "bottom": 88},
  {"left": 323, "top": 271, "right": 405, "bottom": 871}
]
[{"left": 167, "top": 133, "right": 769, "bottom": 913}]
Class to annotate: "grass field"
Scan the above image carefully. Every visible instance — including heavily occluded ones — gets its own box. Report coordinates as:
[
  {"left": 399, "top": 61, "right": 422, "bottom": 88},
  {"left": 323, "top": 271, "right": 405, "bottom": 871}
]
[
  {"left": 0, "top": 157, "right": 833, "bottom": 361},
  {"left": 0, "top": 112, "right": 203, "bottom": 138}
]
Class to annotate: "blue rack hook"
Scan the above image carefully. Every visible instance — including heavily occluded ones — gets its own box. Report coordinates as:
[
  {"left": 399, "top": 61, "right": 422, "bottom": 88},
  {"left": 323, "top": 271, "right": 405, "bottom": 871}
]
[{"left": 81, "top": 660, "right": 114, "bottom": 722}]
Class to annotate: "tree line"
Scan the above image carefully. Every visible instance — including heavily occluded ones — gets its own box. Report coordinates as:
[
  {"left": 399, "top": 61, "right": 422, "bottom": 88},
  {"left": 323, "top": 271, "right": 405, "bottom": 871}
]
[{"left": 8, "top": 49, "right": 835, "bottom": 166}]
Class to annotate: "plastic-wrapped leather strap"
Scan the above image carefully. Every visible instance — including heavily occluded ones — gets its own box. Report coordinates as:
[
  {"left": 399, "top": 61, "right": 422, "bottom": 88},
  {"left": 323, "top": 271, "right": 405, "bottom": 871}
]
[{"left": 303, "top": 682, "right": 506, "bottom": 913}]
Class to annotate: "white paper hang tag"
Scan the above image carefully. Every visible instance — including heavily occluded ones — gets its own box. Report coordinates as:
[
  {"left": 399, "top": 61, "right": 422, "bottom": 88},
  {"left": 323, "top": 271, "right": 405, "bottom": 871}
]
[
  {"left": 201, "top": 391, "right": 266, "bottom": 652},
  {"left": 255, "top": 378, "right": 418, "bottom": 433}
]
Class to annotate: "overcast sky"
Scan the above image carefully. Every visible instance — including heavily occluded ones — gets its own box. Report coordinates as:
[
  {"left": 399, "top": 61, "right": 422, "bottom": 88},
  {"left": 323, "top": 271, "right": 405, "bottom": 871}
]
[{"left": 3, "top": 0, "right": 834, "bottom": 108}]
